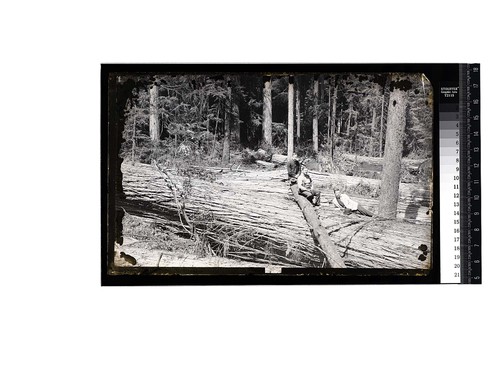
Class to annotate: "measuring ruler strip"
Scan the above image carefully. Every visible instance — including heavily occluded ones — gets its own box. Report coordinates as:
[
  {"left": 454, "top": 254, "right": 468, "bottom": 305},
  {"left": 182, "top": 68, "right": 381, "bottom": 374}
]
[
  {"left": 460, "top": 64, "right": 481, "bottom": 284},
  {"left": 440, "top": 64, "right": 481, "bottom": 284}
]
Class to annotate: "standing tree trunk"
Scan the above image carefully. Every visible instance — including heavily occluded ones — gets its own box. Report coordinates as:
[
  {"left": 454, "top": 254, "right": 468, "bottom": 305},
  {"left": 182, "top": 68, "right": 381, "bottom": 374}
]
[
  {"left": 378, "top": 74, "right": 409, "bottom": 218},
  {"left": 287, "top": 75, "right": 294, "bottom": 160},
  {"left": 379, "top": 75, "right": 390, "bottom": 157},
  {"left": 233, "top": 100, "right": 240, "bottom": 143},
  {"left": 231, "top": 76, "right": 240, "bottom": 144},
  {"left": 262, "top": 75, "right": 273, "bottom": 149},
  {"left": 370, "top": 107, "right": 376, "bottom": 157},
  {"left": 337, "top": 108, "right": 342, "bottom": 134},
  {"left": 211, "top": 105, "right": 220, "bottom": 158},
  {"left": 149, "top": 84, "right": 160, "bottom": 141},
  {"left": 312, "top": 75, "right": 319, "bottom": 154},
  {"left": 327, "top": 79, "right": 332, "bottom": 145},
  {"left": 222, "top": 79, "right": 232, "bottom": 164},
  {"left": 330, "top": 77, "right": 338, "bottom": 157},
  {"left": 346, "top": 101, "right": 352, "bottom": 136},
  {"left": 350, "top": 113, "right": 357, "bottom": 153},
  {"left": 296, "top": 77, "right": 301, "bottom": 142},
  {"left": 132, "top": 109, "right": 136, "bottom": 164},
  {"left": 379, "top": 94, "right": 385, "bottom": 157}
]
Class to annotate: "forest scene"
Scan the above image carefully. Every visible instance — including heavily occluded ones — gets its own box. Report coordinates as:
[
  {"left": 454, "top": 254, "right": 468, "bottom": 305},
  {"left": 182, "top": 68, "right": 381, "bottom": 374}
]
[{"left": 111, "top": 71, "right": 433, "bottom": 271}]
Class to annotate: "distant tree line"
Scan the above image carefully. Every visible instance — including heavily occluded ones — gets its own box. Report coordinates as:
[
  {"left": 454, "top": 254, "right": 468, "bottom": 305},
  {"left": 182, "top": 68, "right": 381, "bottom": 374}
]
[{"left": 118, "top": 72, "right": 432, "bottom": 163}]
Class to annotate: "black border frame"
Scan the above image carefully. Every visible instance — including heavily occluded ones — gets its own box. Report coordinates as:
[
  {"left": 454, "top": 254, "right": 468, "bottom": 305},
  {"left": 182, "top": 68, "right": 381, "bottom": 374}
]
[{"left": 101, "top": 63, "right": 459, "bottom": 286}]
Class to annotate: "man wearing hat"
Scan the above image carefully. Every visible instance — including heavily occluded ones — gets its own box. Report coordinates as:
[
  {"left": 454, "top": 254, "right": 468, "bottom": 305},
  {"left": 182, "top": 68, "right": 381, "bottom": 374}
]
[{"left": 297, "top": 167, "right": 321, "bottom": 206}]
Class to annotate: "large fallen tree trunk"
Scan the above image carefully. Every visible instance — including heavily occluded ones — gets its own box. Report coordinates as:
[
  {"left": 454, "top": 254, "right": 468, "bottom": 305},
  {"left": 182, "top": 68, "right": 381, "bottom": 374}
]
[
  {"left": 290, "top": 184, "right": 345, "bottom": 268},
  {"left": 120, "top": 162, "right": 325, "bottom": 267},
  {"left": 119, "top": 162, "right": 432, "bottom": 269}
]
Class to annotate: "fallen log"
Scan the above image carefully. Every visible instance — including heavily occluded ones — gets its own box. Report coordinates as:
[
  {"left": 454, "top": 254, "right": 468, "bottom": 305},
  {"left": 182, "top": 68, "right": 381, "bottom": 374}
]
[
  {"left": 309, "top": 170, "right": 432, "bottom": 210},
  {"left": 290, "top": 184, "right": 345, "bottom": 268},
  {"left": 317, "top": 208, "right": 432, "bottom": 269},
  {"left": 120, "top": 162, "right": 325, "bottom": 267},
  {"left": 119, "top": 162, "right": 432, "bottom": 269},
  {"left": 256, "top": 160, "right": 278, "bottom": 168},
  {"left": 271, "top": 154, "right": 288, "bottom": 165},
  {"left": 343, "top": 154, "right": 428, "bottom": 170}
]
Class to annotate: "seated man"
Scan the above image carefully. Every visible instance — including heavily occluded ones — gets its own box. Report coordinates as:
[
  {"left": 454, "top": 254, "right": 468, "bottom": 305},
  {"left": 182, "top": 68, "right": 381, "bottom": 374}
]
[
  {"left": 332, "top": 189, "right": 373, "bottom": 217},
  {"left": 297, "top": 167, "right": 321, "bottom": 206}
]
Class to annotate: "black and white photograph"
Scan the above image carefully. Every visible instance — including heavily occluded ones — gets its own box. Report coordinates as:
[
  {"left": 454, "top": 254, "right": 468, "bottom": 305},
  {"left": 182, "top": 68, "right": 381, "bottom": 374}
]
[
  {"left": 3, "top": 1, "right": 498, "bottom": 374},
  {"left": 106, "top": 67, "right": 433, "bottom": 276}
]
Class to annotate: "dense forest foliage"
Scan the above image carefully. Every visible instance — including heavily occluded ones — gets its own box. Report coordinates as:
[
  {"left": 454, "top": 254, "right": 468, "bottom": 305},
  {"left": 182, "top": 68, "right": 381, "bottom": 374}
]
[{"left": 117, "top": 72, "right": 433, "bottom": 170}]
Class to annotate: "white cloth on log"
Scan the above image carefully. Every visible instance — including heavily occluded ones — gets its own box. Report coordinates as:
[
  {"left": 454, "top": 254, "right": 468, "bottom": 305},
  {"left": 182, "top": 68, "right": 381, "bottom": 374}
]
[{"left": 331, "top": 193, "right": 359, "bottom": 211}]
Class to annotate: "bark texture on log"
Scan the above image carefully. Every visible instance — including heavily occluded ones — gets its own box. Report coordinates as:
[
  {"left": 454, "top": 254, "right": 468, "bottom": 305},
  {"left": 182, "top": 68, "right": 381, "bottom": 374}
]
[
  {"left": 119, "top": 162, "right": 432, "bottom": 269},
  {"left": 271, "top": 154, "right": 288, "bottom": 165},
  {"left": 255, "top": 160, "right": 277, "bottom": 168},
  {"left": 290, "top": 184, "right": 345, "bottom": 268}
]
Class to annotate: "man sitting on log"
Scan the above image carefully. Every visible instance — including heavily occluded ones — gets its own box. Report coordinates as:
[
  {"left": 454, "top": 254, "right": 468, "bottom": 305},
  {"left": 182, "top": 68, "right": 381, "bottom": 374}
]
[
  {"left": 332, "top": 189, "right": 373, "bottom": 217},
  {"left": 297, "top": 167, "right": 321, "bottom": 206}
]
